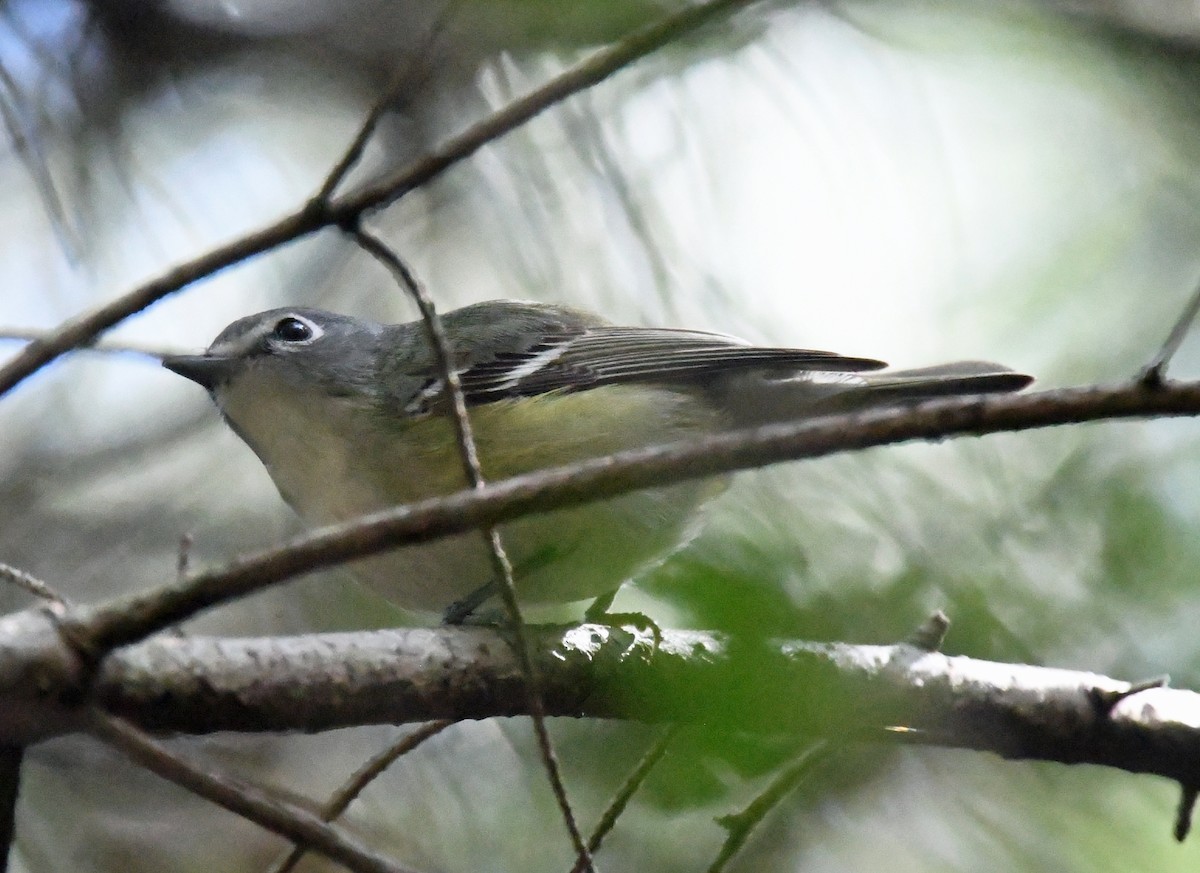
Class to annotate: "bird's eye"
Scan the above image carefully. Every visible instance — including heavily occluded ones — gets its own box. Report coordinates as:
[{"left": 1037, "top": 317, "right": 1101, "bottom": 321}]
[{"left": 272, "top": 317, "right": 313, "bottom": 343}]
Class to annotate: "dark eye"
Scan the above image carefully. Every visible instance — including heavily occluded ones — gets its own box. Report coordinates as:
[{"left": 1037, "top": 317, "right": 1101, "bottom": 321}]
[{"left": 272, "top": 317, "right": 313, "bottom": 343}]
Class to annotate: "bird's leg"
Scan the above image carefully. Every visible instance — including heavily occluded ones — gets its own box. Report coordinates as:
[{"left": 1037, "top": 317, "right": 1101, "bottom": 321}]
[
  {"left": 444, "top": 542, "right": 567, "bottom": 624},
  {"left": 583, "top": 587, "right": 662, "bottom": 650},
  {"left": 442, "top": 581, "right": 497, "bottom": 625},
  {"left": 583, "top": 590, "right": 619, "bottom": 623}
]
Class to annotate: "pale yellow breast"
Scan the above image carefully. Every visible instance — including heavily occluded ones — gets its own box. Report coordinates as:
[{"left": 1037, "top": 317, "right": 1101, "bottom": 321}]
[{"left": 218, "top": 379, "right": 728, "bottom": 610}]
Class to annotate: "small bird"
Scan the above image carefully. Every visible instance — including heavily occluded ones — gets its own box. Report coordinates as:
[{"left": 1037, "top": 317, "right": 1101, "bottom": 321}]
[{"left": 163, "top": 300, "right": 1031, "bottom": 620}]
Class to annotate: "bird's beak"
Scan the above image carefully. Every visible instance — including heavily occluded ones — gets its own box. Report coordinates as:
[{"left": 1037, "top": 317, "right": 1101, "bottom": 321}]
[{"left": 162, "top": 354, "right": 237, "bottom": 390}]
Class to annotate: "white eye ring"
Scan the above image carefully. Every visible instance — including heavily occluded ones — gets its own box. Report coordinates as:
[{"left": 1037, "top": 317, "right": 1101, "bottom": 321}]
[{"left": 270, "top": 316, "right": 322, "bottom": 345}]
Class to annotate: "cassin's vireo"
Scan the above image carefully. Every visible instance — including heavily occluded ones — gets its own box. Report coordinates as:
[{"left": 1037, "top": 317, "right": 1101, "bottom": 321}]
[{"left": 163, "top": 300, "right": 1031, "bottom": 619}]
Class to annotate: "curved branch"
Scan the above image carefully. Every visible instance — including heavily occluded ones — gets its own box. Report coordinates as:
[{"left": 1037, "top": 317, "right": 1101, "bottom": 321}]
[{"left": 61, "top": 378, "right": 1200, "bottom": 654}]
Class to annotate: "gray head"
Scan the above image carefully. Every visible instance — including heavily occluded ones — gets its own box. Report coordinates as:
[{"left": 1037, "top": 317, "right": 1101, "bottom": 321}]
[
  {"left": 163, "top": 307, "right": 386, "bottom": 400},
  {"left": 163, "top": 308, "right": 398, "bottom": 515}
]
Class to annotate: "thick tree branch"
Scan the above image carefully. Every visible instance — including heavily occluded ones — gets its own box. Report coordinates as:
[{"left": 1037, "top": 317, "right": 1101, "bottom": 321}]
[
  {"left": 58, "top": 378, "right": 1200, "bottom": 656},
  {"left": 65, "top": 624, "right": 1200, "bottom": 789}
]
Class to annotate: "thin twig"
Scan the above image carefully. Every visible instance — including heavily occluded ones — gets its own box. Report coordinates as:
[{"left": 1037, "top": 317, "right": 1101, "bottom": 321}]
[
  {"left": 0, "top": 562, "right": 68, "bottom": 608},
  {"left": 707, "top": 742, "right": 828, "bottom": 873},
  {"left": 266, "top": 721, "right": 454, "bottom": 873},
  {"left": 312, "top": 4, "right": 461, "bottom": 205},
  {"left": 0, "top": 745, "right": 22, "bottom": 873},
  {"left": 341, "top": 229, "right": 487, "bottom": 485},
  {"left": 60, "top": 378, "right": 1200, "bottom": 656},
  {"left": 348, "top": 227, "right": 593, "bottom": 871},
  {"left": 86, "top": 712, "right": 421, "bottom": 873},
  {"left": 0, "top": 59, "right": 78, "bottom": 259},
  {"left": 0, "top": 0, "right": 757, "bottom": 398},
  {"left": 1142, "top": 274, "right": 1200, "bottom": 385},
  {"left": 560, "top": 95, "right": 674, "bottom": 299},
  {"left": 569, "top": 726, "right": 679, "bottom": 873},
  {"left": 0, "top": 330, "right": 181, "bottom": 360},
  {"left": 343, "top": 0, "right": 750, "bottom": 215},
  {"left": 176, "top": 534, "right": 193, "bottom": 584}
]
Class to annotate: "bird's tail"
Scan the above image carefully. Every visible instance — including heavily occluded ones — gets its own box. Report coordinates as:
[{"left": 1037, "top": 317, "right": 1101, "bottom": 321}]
[
  {"left": 860, "top": 361, "right": 1033, "bottom": 398},
  {"left": 713, "top": 360, "right": 1032, "bottom": 426}
]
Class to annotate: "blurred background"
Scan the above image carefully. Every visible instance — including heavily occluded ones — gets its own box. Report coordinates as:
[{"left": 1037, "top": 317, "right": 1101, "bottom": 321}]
[{"left": 3, "top": 0, "right": 1200, "bottom": 870}]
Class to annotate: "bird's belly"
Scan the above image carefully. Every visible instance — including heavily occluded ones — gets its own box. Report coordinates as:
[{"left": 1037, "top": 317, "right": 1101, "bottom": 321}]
[
  {"left": 345, "top": 480, "right": 717, "bottom": 612},
  {"left": 248, "top": 387, "right": 726, "bottom": 613}
]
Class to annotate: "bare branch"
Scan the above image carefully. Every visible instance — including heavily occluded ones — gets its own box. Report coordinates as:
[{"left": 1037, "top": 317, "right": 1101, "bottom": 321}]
[
  {"left": 0, "top": 563, "right": 68, "bottom": 608},
  {"left": 58, "top": 379, "right": 1200, "bottom": 656},
  {"left": 312, "top": 5, "right": 461, "bottom": 204},
  {"left": 266, "top": 720, "right": 453, "bottom": 873},
  {"left": 176, "top": 534, "right": 193, "bottom": 585},
  {"left": 334, "top": 0, "right": 754, "bottom": 216},
  {"left": 348, "top": 227, "right": 592, "bottom": 868},
  {"left": 0, "top": 0, "right": 759, "bottom": 398},
  {"left": 1142, "top": 273, "right": 1200, "bottom": 385},
  {"left": 0, "top": 330, "right": 181, "bottom": 360},
  {"left": 906, "top": 610, "right": 950, "bottom": 652},
  {"left": 0, "top": 207, "right": 329, "bottom": 397},
  {"left": 570, "top": 725, "right": 679, "bottom": 873},
  {"left": 87, "top": 712, "right": 423, "bottom": 873},
  {"left": 708, "top": 742, "right": 827, "bottom": 873},
  {"left": 0, "top": 60, "right": 78, "bottom": 259},
  {"left": 74, "top": 625, "right": 1200, "bottom": 790},
  {"left": 346, "top": 228, "right": 489, "bottom": 490}
]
